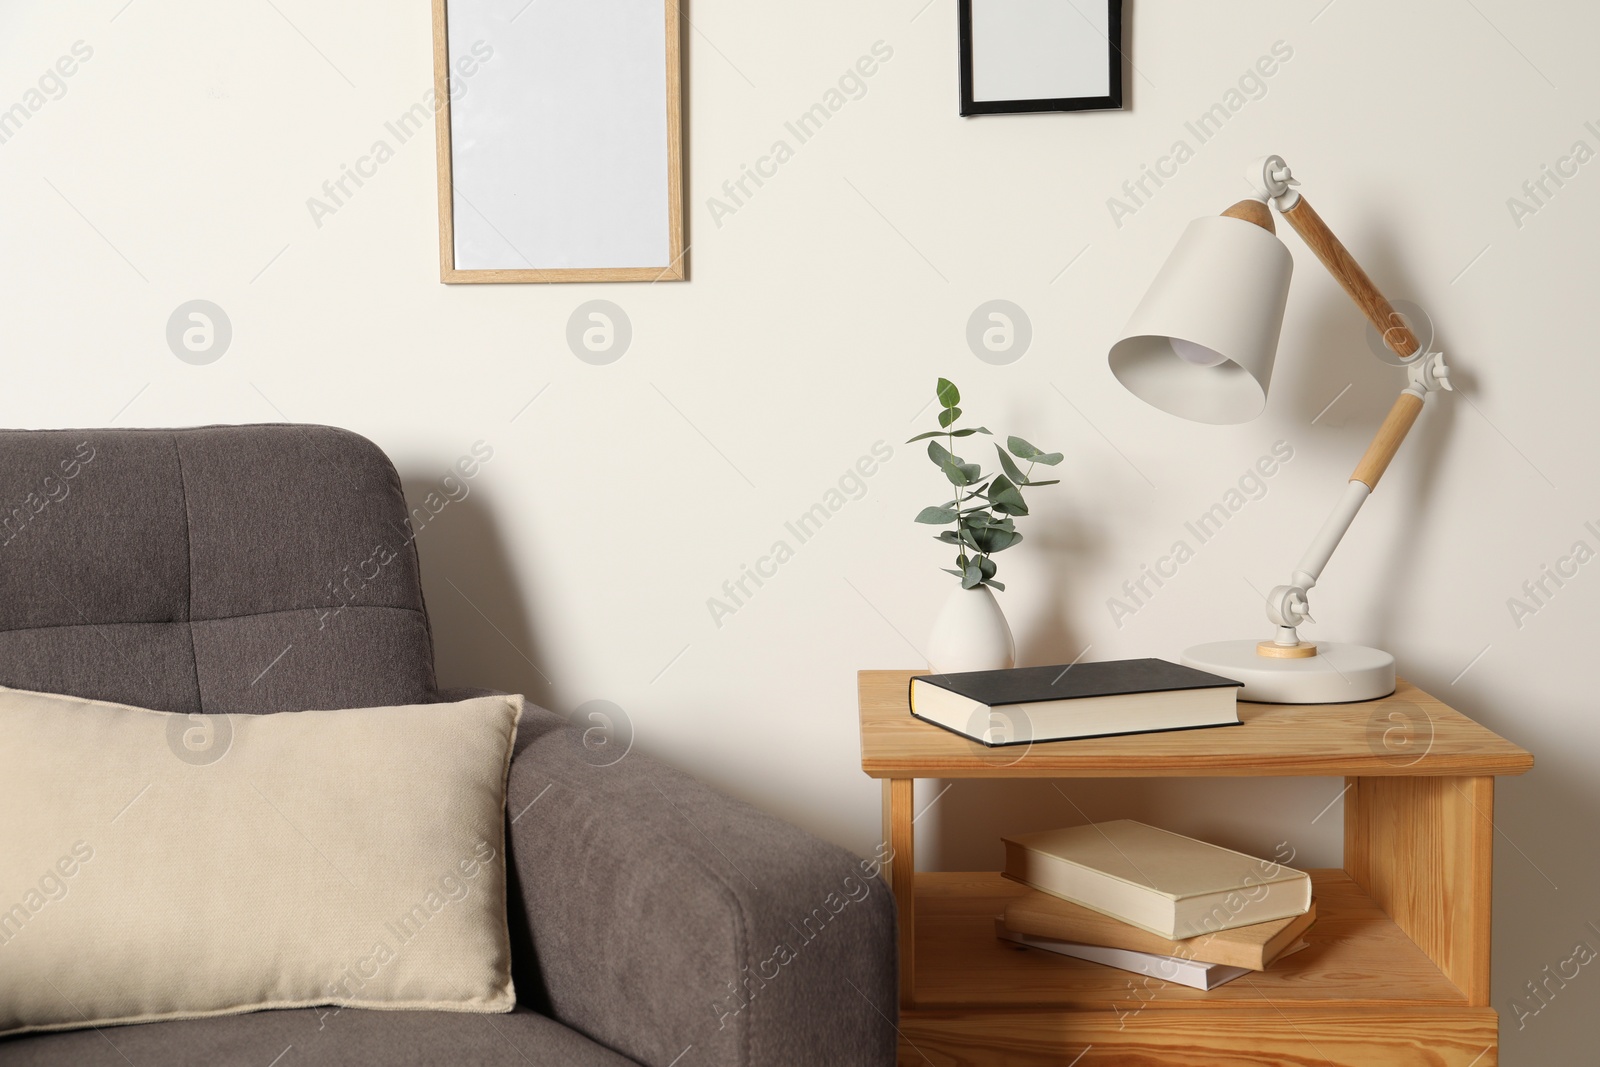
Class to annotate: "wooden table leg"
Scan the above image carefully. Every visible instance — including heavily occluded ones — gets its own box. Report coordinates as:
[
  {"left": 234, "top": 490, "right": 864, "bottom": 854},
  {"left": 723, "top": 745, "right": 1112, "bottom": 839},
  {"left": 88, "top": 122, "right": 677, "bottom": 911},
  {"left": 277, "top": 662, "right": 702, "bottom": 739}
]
[
  {"left": 1344, "top": 774, "right": 1495, "bottom": 1006},
  {"left": 882, "top": 778, "right": 915, "bottom": 1010}
]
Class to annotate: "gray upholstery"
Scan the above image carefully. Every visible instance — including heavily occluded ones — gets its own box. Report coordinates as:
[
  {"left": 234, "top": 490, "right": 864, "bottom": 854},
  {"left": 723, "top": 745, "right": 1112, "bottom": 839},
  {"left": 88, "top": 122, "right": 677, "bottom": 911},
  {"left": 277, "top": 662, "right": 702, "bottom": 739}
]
[
  {"left": 0, "top": 426, "right": 436, "bottom": 713},
  {"left": 0, "top": 1007, "right": 637, "bottom": 1066},
  {"left": 0, "top": 425, "right": 897, "bottom": 1066},
  {"left": 508, "top": 705, "right": 898, "bottom": 1067}
]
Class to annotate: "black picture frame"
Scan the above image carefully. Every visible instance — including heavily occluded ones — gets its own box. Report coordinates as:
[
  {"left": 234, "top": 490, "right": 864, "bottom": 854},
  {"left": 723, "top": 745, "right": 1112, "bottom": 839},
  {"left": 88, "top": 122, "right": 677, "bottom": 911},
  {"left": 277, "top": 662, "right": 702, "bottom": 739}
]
[{"left": 959, "top": 0, "right": 1124, "bottom": 116}]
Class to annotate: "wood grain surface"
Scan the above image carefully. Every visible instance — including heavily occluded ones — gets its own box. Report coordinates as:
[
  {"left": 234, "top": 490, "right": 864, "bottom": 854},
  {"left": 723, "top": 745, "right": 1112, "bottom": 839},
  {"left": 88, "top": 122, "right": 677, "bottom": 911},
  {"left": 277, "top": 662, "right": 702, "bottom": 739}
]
[
  {"left": 859, "top": 672, "right": 1533, "bottom": 779},
  {"left": 1352, "top": 392, "right": 1426, "bottom": 490},
  {"left": 1346, "top": 775, "right": 1496, "bottom": 1004},
  {"left": 897, "top": 1007, "right": 1498, "bottom": 1066},
  {"left": 1282, "top": 195, "right": 1420, "bottom": 359},
  {"left": 911, "top": 870, "right": 1464, "bottom": 1010}
]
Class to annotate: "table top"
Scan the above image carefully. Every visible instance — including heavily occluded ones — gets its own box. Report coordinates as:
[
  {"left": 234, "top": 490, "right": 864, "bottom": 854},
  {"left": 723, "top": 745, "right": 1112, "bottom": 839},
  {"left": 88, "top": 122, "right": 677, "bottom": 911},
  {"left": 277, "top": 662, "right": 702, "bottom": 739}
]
[{"left": 858, "top": 670, "right": 1534, "bottom": 779}]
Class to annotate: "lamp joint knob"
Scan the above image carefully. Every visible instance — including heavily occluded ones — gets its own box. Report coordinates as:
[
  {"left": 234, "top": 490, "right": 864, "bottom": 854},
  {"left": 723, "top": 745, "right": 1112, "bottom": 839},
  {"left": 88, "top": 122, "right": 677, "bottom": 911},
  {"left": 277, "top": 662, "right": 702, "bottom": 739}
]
[
  {"left": 1249, "top": 155, "right": 1301, "bottom": 209},
  {"left": 1265, "top": 584, "right": 1313, "bottom": 628}
]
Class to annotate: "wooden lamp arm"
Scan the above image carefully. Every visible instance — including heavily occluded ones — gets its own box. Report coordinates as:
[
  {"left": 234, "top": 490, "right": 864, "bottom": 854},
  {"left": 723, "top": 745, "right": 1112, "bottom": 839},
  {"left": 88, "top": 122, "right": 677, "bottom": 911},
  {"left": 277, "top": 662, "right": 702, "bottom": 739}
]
[
  {"left": 1350, "top": 391, "right": 1424, "bottom": 491},
  {"left": 1279, "top": 196, "right": 1422, "bottom": 363},
  {"left": 1269, "top": 383, "right": 1428, "bottom": 641},
  {"left": 1264, "top": 380, "right": 1430, "bottom": 645},
  {"left": 1275, "top": 193, "right": 1435, "bottom": 491},
  {"left": 1242, "top": 158, "right": 1454, "bottom": 645},
  {"left": 1222, "top": 191, "right": 1430, "bottom": 493}
]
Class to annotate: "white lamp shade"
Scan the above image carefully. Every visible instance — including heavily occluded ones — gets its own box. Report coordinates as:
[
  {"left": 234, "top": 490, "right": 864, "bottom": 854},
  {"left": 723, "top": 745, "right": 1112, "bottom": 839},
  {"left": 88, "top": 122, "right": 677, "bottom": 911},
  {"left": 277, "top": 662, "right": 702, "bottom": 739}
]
[{"left": 1109, "top": 214, "right": 1293, "bottom": 424}]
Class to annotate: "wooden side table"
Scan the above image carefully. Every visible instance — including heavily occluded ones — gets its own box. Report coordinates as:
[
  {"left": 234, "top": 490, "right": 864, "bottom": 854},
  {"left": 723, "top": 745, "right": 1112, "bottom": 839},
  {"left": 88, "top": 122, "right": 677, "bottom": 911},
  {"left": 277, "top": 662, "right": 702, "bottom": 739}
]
[{"left": 858, "top": 670, "right": 1533, "bottom": 1066}]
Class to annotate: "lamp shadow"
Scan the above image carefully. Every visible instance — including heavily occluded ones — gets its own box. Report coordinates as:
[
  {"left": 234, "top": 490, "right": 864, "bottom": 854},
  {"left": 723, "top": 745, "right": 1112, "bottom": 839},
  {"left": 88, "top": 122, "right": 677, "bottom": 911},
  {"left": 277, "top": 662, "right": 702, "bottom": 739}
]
[{"left": 1272, "top": 220, "right": 1455, "bottom": 650}]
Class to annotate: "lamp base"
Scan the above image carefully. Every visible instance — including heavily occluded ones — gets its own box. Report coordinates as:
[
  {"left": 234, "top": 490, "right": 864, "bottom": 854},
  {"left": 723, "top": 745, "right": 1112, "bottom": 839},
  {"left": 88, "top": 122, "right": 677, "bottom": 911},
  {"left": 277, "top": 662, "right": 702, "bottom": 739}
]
[{"left": 1182, "top": 640, "right": 1396, "bottom": 704}]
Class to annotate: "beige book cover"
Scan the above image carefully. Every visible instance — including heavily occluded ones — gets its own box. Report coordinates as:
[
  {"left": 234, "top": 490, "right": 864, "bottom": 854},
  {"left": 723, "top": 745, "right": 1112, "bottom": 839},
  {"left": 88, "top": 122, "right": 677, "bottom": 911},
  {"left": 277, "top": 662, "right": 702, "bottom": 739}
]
[
  {"left": 1001, "top": 819, "right": 1312, "bottom": 939},
  {"left": 1003, "top": 890, "right": 1317, "bottom": 971}
]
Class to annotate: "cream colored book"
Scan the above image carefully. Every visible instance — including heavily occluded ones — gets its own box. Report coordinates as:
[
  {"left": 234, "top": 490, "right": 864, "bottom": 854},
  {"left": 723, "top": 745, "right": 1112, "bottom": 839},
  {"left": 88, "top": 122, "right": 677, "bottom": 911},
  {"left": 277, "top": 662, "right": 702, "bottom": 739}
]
[
  {"left": 1001, "top": 820, "right": 1311, "bottom": 939},
  {"left": 1003, "top": 890, "right": 1317, "bottom": 971},
  {"left": 995, "top": 918, "right": 1314, "bottom": 990}
]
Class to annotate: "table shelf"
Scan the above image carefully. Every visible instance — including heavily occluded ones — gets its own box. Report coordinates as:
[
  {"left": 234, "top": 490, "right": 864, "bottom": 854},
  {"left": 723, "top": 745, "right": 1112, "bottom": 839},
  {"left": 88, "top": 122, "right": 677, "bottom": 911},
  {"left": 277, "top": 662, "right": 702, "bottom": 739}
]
[
  {"left": 860, "top": 672, "right": 1534, "bottom": 778},
  {"left": 913, "top": 870, "right": 1463, "bottom": 1011},
  {"left": 858, "top": 670, "right": 1533, "bottom": 1066}
]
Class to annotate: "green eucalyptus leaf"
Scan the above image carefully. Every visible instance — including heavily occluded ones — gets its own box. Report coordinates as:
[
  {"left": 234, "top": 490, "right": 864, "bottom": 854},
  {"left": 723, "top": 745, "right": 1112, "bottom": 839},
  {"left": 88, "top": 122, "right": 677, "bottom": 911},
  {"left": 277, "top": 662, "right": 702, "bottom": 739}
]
[
  {"left": 1007, "top": 436, "right": 1042, "bottom": 460},
  {"left": 987, "top": 475, "right": 1029, "bottom": 517},
  {"left": 975, "top": 526, "right": 1023, "bottom": 553},
  {"left": 995, "top": 445, "right": 1029, "bottom": 485},
  {"left": 914, "top": 384, "right": 1059, "bottom": 584},
  {"left": 940, "top": 458, "right": 971, "bottom": 487}
]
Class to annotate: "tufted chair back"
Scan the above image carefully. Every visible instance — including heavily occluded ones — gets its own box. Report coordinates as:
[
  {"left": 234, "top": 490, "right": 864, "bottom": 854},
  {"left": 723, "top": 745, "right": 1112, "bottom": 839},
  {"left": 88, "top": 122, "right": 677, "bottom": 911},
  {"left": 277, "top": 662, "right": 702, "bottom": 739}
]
[{"left": 0, "top": 425, "right": 438, "bottom": 714}]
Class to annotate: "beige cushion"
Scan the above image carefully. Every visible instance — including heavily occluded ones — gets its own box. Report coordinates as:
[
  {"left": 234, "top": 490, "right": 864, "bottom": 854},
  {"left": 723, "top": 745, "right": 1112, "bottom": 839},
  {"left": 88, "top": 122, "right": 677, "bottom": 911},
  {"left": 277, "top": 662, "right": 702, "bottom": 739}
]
[{"left": 0, "top": 685, "right": 522, "bottom": 1037}]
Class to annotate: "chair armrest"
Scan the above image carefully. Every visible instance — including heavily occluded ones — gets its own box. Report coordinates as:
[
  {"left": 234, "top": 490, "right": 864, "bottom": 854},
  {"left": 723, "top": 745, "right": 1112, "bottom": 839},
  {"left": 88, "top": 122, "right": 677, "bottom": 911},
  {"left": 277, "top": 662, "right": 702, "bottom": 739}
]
[{"left": 504, "top": 704, "right": 897, "bottom": 1067}]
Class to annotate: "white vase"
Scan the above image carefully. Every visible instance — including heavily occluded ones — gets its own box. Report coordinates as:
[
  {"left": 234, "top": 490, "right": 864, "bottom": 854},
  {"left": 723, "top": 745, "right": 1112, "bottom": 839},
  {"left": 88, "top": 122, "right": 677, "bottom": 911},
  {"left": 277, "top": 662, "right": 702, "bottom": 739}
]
[{"left": 927, "top": 584, "right": 1016, "bottom": 674}]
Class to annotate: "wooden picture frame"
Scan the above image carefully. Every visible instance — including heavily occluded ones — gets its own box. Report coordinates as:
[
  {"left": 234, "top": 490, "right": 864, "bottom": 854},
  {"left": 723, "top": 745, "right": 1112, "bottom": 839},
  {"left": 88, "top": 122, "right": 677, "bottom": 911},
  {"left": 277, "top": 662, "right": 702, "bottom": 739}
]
[
  {"left": 431, "top": 0, "right": 686, "bottom": 283},
  {"left": 959, "top": 0, "right": 1124, "bottom": 116}
]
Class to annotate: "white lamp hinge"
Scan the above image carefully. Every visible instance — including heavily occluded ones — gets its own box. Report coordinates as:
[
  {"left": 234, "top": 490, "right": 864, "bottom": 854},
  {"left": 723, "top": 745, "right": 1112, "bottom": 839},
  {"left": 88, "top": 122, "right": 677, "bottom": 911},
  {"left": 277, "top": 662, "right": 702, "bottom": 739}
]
[{"left": 1249, "top": 155, "right": 1301, "bottom": 210}]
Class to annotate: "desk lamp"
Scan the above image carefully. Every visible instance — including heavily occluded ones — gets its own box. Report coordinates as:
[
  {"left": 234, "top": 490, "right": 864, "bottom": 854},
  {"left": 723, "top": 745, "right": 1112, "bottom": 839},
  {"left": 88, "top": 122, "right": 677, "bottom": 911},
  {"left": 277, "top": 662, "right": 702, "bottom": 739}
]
[{"left": 1108, "top": 155, "right": 1452, "bottom": 703}]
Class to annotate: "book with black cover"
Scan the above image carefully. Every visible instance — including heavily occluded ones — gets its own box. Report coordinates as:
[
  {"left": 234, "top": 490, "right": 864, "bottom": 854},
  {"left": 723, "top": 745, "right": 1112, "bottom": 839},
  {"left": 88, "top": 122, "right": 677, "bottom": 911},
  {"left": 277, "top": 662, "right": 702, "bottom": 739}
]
[{"left": 909, "top": 658, "right": 1241, "bottom": 745}]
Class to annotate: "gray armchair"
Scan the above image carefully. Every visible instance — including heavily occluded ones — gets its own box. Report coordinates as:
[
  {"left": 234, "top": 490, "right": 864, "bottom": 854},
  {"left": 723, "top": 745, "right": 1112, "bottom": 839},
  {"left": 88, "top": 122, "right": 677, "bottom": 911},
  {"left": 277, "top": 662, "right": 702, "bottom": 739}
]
[{"left": 0, "top": 425, "right": 896, "bottom": 1067}]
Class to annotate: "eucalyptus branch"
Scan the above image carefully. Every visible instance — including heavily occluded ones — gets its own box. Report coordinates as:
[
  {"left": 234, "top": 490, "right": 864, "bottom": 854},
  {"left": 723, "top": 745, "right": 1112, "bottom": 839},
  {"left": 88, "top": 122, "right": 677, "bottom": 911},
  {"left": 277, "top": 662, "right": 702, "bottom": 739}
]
[{"left": 907, "top": 378, "right": 1064, "bottom": 592}]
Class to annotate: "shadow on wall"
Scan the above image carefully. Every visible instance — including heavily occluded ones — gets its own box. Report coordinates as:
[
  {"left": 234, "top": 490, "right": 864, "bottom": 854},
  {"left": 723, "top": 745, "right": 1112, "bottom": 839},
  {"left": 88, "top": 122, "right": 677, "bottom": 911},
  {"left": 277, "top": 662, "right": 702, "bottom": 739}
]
[
  {"left": 1463, "top": 714, "right": 1594, "bottom": 1061},
  {"left": 1120, "top": 0, "right": 1139, "bottom": 113},
  {"left": 921, "top": 775, "right": 1349, "bottom": 873},
  {"left": 1015, "top": 499, "right": 1099, "bottom": 669},
  {"left": 394, "top": 469, "right": 555, "bottom": 707},
  {"left": 1354, "top": 242, "right": 1593, "bottom": 1061},
  {"left": 1271, "top": 216, "right": 1457, "bottom": 648}
]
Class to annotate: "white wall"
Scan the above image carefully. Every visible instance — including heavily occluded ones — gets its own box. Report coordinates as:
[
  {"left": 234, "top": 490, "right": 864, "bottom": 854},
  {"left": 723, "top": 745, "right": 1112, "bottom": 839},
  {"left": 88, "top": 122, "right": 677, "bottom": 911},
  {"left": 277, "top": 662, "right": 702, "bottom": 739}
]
[{"left": 3, "top": 1, "right": 1596, "bottom": 1060}]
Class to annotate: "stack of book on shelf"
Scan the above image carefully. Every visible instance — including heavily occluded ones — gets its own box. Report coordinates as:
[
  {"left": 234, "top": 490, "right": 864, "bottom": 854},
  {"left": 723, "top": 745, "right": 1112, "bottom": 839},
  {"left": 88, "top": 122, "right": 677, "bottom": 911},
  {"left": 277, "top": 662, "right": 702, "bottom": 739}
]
[{"left": 995, "top": 819, "right": 1316, "bottom": 990}]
